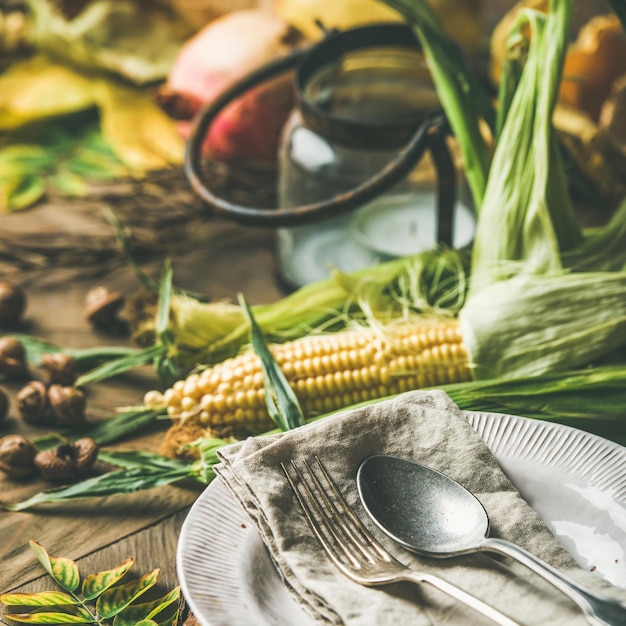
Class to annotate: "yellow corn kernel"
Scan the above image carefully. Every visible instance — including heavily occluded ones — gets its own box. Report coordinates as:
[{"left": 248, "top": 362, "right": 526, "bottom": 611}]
[{"left": 158, "top": 319, "right": 471, "bottom": 437}]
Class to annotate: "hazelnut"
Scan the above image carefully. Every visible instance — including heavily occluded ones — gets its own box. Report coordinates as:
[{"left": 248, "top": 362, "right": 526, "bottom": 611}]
[
  {"left": 0, "top": 280, "right": 26, "bottom": 326},
  {"left": 48, "top": 384, "right": 86, "bottom": 425},
  {"left": 17, "top": 380, "right": 50, "bottom": 425},
  {"left": 0, "top": 434, "right": 38, "bottom": 478},
  {"left": 84, "top": 286, "right": 125, "bottom": 330},
  {"left": 0, "top": 336, "right": 29, "bottom": 379},
  {"left": 41, "top": 353, "right": 77, "bottom": 386},
  {"left": 34, "top": 437, "right": 98, "bottom": 482}
]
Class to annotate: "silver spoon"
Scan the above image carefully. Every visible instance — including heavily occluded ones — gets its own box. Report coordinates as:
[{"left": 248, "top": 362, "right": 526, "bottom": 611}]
[{"left": 357, "top": 454, "right": 626, "bottom": 626}]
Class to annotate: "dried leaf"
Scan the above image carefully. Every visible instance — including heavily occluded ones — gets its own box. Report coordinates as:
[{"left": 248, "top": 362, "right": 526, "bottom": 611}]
[
  {"left": 81, "top": 557, "right": 134, "bottom": 601},
  {"left": 29, "top": 541, "right": 80, "bottom": 593},
  {"left": 95, "top": 569, "right": 160, "bottom": 619},
  {"left": 0, "top": 591, "right": 77, "bottom": 607},
  {"left": 26, "top": 0, "right": 192, "bottom": 85}
]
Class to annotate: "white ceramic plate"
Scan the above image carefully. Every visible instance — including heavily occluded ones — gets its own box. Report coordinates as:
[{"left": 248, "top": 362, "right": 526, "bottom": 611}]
[{"left": 177, "top": 411, "right": 626, "bottom": 626}]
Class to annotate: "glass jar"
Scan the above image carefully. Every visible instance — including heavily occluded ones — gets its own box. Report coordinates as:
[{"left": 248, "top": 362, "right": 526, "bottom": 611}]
[{"left": 276, "top": 25, "right": 475, "bottom": 288}]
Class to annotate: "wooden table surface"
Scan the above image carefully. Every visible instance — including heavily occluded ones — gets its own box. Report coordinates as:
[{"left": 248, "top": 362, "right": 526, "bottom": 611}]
[{"left": 0, "top": 190, "right": 286, "bottom": 621}]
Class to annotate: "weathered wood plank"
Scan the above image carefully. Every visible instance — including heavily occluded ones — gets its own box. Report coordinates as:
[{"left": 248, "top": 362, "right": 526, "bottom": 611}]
[{"left": 2, "top": 509, "right": 191, "bottom": 622}]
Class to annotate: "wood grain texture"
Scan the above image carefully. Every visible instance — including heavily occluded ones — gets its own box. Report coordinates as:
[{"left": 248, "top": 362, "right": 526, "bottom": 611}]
[
  {"left": 0, "top": 196, "right": 284, "bottom": 600},
  {"left": 2, "top": 509, "right": 192, "bottom": 622}
]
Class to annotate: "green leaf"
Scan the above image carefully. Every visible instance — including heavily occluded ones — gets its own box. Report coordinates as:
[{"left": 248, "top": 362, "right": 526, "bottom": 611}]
[
  {"left": 75, "top": 344, "right": 166, "bottom": 386},
  {"left": 156, "top": 261, "right": 173, "bottom": 341},
  {"left": 2, "top": 608, "right": 92, "bottom": 624},
  {"left": 4, "top": 464, "right": 196, "bottom": 511},
  {"left": 28, "top": 541, "right": 80, "bottom": 592},
  {"left": 6, "top": 333, "right": 139, "bottom": 369},
  {"left": 105, "top": 209, "right": 159, "bottom": 293},
  {"left": 95, "top": 569, "right": 160, "bottom": 618},
  {"left": 134, "top": 621, "right": 158, "bottom": 626},
  {"left": 96, "top": 450, "right": 194, "bottom": 473},
  {"left": 112, "top": 587, "right": 180, "bottom": 626},
  {"left": 32, "top": 408, "right": 162, "bottom": 450},
  {"left": 49, "top": 171, "right": 90, "bottom": 197},
  {"left": 380, "top": 0, "right": 493, "bottom": 210},
  {"left": 239, "top": 294, "right": 304, "bottom": 431},
  {"left": 81, "top": 557, "right": 134, "bottom": 600},
  {"left": 0, "top": 592, "right": 77, "bottom": 607}
]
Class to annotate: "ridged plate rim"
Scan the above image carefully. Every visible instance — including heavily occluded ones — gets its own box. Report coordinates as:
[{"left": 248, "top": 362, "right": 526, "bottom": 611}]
[{"left": 177, "top": 411, "right": 626, "bottom": 626}]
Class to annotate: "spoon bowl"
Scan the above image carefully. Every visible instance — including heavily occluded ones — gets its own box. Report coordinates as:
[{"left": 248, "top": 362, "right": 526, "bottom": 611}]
[
  {"left": 357, "top": 454, "right": 626, "bottom": 626},
  {"left": 357, "top": 454, "right": 488, "bottom": 556}
]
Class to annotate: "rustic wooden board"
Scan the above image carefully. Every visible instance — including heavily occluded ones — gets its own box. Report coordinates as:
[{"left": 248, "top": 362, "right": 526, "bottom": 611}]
[{"left": 0, "top": 196, "right": 285, "bottom": 600}]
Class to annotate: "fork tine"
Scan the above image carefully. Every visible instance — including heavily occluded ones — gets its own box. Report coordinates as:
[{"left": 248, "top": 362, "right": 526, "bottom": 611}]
[
  {"left": 308, "top": 456, "right": 394, "bottom": 563},
  {"left": 301, "top": 458, "right": 377, "bottom": 565},
  {"left": 281, "top": 460, "right": 363, "bottom": 571}
]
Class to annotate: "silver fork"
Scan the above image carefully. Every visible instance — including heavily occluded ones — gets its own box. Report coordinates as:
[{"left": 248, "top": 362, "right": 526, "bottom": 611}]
[{"left": 282, "top": 456, "right": 521, "bottom": 626}]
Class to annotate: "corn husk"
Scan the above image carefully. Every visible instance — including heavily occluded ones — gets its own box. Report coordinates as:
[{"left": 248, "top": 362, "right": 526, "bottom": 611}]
[
  {"left": 470, "top": 1, "right": 582, "bottom": 294},
  {"left": 460, "top": 272, "right": 626, "bottom": 380}
]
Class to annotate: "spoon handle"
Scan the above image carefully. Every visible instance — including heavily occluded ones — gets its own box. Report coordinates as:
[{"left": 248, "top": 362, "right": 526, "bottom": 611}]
[
  {"left": 403, "top": 571, "right": 521, "bottom": 626},
  {"left": 483, "top": 537, "right": 626, "bottom": 626}
]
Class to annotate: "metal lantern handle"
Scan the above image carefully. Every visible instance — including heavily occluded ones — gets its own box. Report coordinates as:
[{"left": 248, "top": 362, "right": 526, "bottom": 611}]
[{"left": 185, "top": 26, "right": 457, "bottom": 245}]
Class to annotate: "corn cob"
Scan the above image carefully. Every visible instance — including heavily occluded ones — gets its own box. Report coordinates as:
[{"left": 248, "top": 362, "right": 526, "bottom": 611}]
[{"left": 146, "top": 318, "right": 472, "bottom": 437}]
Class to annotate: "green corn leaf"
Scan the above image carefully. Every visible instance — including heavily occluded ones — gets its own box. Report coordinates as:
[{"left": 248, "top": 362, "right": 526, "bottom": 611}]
[
  {"left": 105, "top": 209, "right": 160, "bottom": 293},
  {"left": 134, "top": 621, "right": 158, "bottom": 626},
  {"left": 6, "top": 333, "right": 141, "bottom": 369},
  {"left": 1, "top": 610, "right": 92, "bottom": 624},
  {"left": 0, "top": 591, "right": 77, "bottom": 607},
  {"left": 112, "top": 587, "right": 180, "bottom": 626},
  {"left": 3, "top": 464, "right": 196, "bottom": 511},
  {"left": 96, "top": 450, "right": 195, "bottom": 472},
  {"left": 81, "top": 557, "right": 134, "bottom": 600},
  {"left": 380, "top": 0, "right": 493, "bottom": 210},
  {"left": 239, "top": 294, "right": 304, "bottom": 431},
  {"left": 156, "top": 261, "right": 174, "bottom": 343},
  {"left": 28, "top": 541, "right": 80, "bottom": 593},
  {"left": 75, "top": 343, "right": 166, "bottom": 386},
  {"left": 31, "top": 408, "right": 161, "bottom": 451},
  {"left": 95, "top": 569, "right": 160, "bottom": 619}
]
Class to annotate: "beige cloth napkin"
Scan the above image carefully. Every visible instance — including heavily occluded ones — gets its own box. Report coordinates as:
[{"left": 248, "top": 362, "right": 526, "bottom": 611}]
[{"left": 215, "top": 390, "right": 625, "bottom": 625}]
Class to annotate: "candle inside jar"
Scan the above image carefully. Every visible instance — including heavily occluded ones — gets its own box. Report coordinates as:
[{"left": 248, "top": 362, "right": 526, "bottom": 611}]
[{"left": 351, "top": 192, "right": 476, "bottom": 258}]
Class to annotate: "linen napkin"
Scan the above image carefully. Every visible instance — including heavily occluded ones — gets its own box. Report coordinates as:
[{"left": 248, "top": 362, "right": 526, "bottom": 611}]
[{"left": 215, "top": 390, "right": 625, "bottom": 625}]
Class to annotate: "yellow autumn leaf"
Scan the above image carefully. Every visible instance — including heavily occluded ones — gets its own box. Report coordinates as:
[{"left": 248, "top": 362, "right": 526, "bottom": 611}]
[
  {"left": 273, "top": 0, "right": 402, "bottom": 41},
  {"left": 273, "top": 0, "right": 482, "bottom": 57},
  {"left": 92, "top": 80, "right": 184, "bottom": 174},
  {"left": 0, "top": 56, "right": 96, "bottom": 130}
]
